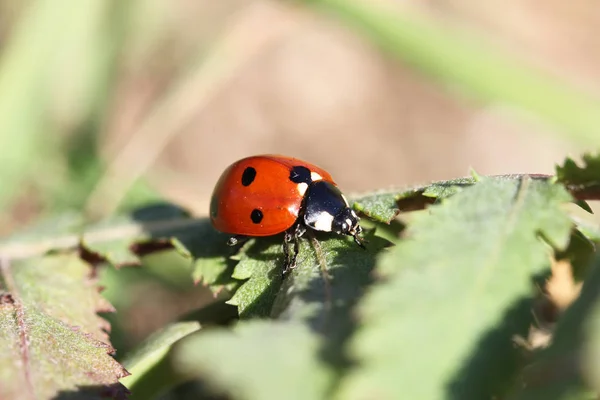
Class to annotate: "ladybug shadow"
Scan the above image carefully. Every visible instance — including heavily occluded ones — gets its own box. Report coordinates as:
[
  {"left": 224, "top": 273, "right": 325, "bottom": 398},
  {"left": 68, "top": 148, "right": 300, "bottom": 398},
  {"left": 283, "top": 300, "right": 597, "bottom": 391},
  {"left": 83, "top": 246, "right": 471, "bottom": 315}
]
[
  {"left": 51, "top": 383, "right": 128, "bottom": 400},
  {"left": 444, "top": 295, "right": 535, "bottom": 398},
  {"left": 126, "top": 202, "right": 241, "bottom": 288},
  {"left": 445, "top": 268, "right": 562, "bottom": 398},
  {"left": 51, "top": 381, "right": 226, "bottom": 400},
  {"left": 127, "top": 201, "right": 293, "bottom": 318},
  {"left": 278, "top": 227, "right": 396, "bottom": 368},
  {"left": 232, "top": 234, "right": 291, "bottom": 318}
]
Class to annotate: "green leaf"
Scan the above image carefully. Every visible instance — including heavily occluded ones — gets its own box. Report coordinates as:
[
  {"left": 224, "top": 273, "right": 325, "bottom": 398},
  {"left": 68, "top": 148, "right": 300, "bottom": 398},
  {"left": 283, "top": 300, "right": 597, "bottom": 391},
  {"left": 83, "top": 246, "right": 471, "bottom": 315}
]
[
  {"left": 228, "top": 230, "right": 390, "bottom": 317},
  {"left": 0, "top": 204, "right": 194, "bottom": 263},
  {"left": 574, "top": 200, "right": 594, "bottom": 214},
  {"left": 179, "top": 299, "right": 239, "bottom": 326},
  {"left": 227, "top": 239, "right": 285, "bottom": 318},
  {"left": 351, "top": 180, "right": 470, "bottom": 224},
  {"left": 0, "top": 254, "right": 128, "bottom": 399},
  {"left": 555, "top": 229, "right": 596, "bottom": 281},
  {"left": 0, "top": 204, "right": 237, "bottom": 294},
  {"left": 352, "top": 191, "right": 405, "bottom": 223},
  {"left": 222, "top": 225, "right": 391, "bottom": 389},
  {"left": 272, "top": 231, "right": 391, "bottom": 365},
  {"left": 228, "top": 176, "right": 550, "bottom": 322},
  {"left": 510, "top": 256, "right": 600, "bottom": 399},
  {"left": 83, "top": 204, "right": 238, "bottom": 294},
  {"left": 582, "top": 267, "right": 600, "bottom": 395},
  {"left": 83, "top": 203, "right": 194, "bottom": 266},
  {"left": 173, "top": 223, "right": 237, "bottom": 293},
  {"left": 0, "top": 212, "right": 86, "bottom": 260},
  {"left": 556, "top": 153, "right": 600, "bottom": 192},
  {"left": 225, "top": 230, "right": 391, "bottom": 388},
  {"left": 573, "top": 216, "right": 600, "bottom": 243},
  {"left": 351, "top": 175, "right": 549, "bottom": 224},
  {"left": 337, "top": 177, "right": 573, "bottom": 400},
  {"left": 121, "top": 321, "right": 201, "bottom": 399},
  {"left": 173, "top": 321, "right": 333, "bottom": 400},
  {"left": 2, "top": 212, "right": 85, "bottom": 242},
  {"left": 421, "top": 176, "right": 474, "bottom": 198}
]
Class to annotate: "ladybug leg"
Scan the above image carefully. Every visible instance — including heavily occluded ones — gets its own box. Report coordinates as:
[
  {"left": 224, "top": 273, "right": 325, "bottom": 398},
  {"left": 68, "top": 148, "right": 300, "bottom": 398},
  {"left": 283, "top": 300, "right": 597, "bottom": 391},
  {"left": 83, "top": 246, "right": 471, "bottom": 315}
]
[
  {"left": 227, "top": 235, "right": 248, "bottom": 246},
  {"left": 289, "top": 224, "right": 305, "bottom": 268},
  {"left": 353, "top": 225, "right": 367, "bottom": 249},
  {"left": 295, "top": 223, "right": 307, "bottom": 238},
  {"left": 282, "top": 224, "right": 305, "bottom": 277},
  {"left": 282, "top": 230, "right": 294, "bottom": 277}
]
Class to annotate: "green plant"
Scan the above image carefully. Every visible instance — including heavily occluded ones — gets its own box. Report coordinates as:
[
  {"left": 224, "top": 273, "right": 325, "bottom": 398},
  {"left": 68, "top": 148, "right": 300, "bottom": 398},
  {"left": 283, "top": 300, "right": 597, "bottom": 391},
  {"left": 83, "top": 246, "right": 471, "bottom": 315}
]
[
  {"left": 2, "top": 1, "right": 600, "bottom": 399},
  {"left": 2, "top": 157, "right": 600, "bottom": 399}
]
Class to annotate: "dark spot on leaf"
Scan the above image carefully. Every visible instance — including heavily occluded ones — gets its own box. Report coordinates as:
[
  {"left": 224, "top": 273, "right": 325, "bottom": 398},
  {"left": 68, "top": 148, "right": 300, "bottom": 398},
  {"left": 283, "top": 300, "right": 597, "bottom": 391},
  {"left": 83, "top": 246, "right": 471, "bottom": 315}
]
[
  {"left": 242, "top": 167, "right": 257, "bottom": 186},
  {"left": 0, "top": 293, "right": 14, "bottom": 304},
  {"left": 100, "top": 383, "right": 131, "bottom": 400},
  {"left": 129, "top": 239, "right": 174, "bottom": 257},
  {"left": 78, "top": 243, "right": 107, "bottom": 276},
  {"left": 251, "top": 209, "right": 263, "bottom": 224}
]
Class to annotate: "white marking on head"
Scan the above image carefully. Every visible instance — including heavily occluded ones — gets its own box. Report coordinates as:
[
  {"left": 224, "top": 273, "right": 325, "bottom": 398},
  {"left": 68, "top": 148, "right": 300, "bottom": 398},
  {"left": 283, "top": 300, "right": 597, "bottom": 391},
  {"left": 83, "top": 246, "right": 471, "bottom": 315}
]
[
  {"left": 346, "top": 218, "right": 353, "bottom": 227},
  {"left": 312, "top": 211, "right": 334, "bottom": 232},
  {"left": 351, "top": 210, "right": 358, "bottom": 218},
  {"left": 311, "top": 172, "right": 323, "bottom": 181},
  {"left": 297, "top": 182, "right": 308, "bottom": 196}
]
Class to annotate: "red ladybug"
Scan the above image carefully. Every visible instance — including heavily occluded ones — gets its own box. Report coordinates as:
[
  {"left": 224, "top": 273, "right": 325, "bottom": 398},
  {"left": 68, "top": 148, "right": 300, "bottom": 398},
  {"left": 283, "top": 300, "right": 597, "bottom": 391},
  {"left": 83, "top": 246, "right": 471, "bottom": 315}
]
[{"left": 210, "top": 155, "right": 365, "bottom": 273}]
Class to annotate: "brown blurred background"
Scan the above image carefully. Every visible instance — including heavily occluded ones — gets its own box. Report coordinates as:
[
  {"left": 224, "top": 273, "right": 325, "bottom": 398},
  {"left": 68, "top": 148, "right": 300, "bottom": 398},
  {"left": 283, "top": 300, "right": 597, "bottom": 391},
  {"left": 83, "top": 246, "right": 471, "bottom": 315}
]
[
  {"left": 1, "top": 0, "right": 597, "bottom": 229},
  {"left": 97, "top": 0, "right": 592, "bottom": 217}
]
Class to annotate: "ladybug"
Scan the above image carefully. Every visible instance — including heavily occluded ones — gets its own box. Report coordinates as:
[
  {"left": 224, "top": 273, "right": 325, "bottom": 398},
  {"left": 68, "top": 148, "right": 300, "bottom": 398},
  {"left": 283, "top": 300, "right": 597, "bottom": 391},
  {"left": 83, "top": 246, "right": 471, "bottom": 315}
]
[{"left": 210, "top": 154, "right": 365, "bottom": 274}]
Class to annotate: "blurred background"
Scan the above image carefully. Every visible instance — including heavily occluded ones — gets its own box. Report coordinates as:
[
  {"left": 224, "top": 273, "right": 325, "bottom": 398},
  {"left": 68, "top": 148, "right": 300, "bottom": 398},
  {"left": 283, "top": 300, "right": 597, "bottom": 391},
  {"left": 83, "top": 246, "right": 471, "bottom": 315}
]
[{"left": 1, "top": 0, "right": 598, "bottom": 359}]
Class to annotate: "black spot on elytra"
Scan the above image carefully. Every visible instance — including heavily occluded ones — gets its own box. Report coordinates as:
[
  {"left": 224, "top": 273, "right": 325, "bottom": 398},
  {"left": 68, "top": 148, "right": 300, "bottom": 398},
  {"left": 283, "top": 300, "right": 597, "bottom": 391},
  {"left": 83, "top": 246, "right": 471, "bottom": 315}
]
[
  {"left": 251, "top": 209, "right": 263, "bottom": 224},
  {"left": 289, "top": 166, "right": 312, "bottom": 184},
  {"left": 241, "top": 167, "right": 256, "bottom": 186}
]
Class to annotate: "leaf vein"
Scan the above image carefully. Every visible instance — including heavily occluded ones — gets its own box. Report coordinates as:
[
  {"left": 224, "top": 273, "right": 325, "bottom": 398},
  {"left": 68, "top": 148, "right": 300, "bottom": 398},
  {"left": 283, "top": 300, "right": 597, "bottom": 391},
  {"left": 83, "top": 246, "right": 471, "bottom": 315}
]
[{"left": 468, "top": 177, "right": 531, "bottom": 323}]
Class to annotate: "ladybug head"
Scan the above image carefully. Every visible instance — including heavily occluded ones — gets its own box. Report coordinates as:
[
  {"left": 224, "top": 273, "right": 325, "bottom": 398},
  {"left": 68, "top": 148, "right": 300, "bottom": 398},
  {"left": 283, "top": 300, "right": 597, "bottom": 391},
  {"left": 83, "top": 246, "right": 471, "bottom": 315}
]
[
  {"left": 331, "top": 207, "right": 360, "bottom": 236},
  {"left": 332, "top": 207, "right": 365, "bottom": 248},
  {"left": 302, "top": 180, "right": 365, "bottom": 248}
]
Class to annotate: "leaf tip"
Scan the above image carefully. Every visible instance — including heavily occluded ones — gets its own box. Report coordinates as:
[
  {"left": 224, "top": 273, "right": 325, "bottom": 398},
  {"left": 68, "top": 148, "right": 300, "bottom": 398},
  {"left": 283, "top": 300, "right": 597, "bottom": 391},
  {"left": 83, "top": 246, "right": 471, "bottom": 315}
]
[
  {"left": 469, "top": 168, "right": 482, "bottom": 181},
  {"left": 171, "top": 237, "right": 192, "bottom": 258}
]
